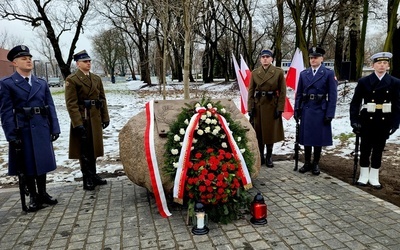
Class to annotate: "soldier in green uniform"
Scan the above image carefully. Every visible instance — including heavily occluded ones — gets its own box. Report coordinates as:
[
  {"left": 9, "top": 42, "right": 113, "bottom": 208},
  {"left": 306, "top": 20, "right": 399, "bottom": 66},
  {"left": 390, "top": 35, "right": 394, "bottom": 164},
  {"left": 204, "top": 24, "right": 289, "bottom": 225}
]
[
  {"left": 247, "top": 49, "right": 286, "bottom": 168},
  {"left": 65, "top": 50, "right": 110, "bottom": 191}
]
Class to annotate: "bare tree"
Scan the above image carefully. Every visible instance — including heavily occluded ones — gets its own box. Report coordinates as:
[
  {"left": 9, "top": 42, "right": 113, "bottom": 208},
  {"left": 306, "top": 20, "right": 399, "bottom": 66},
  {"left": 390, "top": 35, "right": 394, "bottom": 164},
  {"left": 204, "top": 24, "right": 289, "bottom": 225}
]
[
  {"left": 0, "top": 0, "right": 93, "bottom": 79},
  {"left": 0, "top": 28, "right": 25, "bottom": 49},
  {"left": 92, "top": 29, "right": 125, "bottom": 83}
]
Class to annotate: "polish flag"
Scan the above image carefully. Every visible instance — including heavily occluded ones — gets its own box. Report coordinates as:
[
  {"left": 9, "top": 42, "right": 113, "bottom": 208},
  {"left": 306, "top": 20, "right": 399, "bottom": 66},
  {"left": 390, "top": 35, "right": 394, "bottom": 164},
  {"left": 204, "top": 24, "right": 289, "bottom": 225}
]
[
  {"left": 283, "top": 48, "right": 305, "bottom": 120},
  {"left": 232, "top": 54, "right": 250, "bottom": 114}
]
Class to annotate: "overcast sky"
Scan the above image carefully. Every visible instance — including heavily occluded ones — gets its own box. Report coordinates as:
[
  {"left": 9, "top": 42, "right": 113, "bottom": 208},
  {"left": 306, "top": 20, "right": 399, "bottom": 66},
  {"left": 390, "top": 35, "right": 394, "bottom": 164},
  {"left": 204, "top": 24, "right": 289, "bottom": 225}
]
[{"left": 0, "top": 19, "right": 93, "bottom": 59}]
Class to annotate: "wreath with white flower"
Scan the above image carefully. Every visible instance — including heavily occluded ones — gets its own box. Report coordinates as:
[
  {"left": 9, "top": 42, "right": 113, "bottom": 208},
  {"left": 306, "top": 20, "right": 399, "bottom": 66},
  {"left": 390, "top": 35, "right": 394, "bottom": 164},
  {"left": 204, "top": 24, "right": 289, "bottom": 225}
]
[{"left": 164, "top": 97, "right": 254, "bottom": 224}]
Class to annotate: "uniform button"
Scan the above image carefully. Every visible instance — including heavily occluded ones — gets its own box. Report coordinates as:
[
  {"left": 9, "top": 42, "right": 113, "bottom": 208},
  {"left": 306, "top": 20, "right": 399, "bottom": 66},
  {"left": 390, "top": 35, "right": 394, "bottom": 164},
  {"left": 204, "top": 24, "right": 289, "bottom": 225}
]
[
  {"left": 370, "top": 117, "right": 373, "bottom": 119},
  {"left": 382, "top": 117, "right": 385, "bottom": 120},
  {"left": 373, "top": 91, "right": 375, "bottom": 93},
  {"left": 372, "top": 100, "right": 374, "bottom": 102}
]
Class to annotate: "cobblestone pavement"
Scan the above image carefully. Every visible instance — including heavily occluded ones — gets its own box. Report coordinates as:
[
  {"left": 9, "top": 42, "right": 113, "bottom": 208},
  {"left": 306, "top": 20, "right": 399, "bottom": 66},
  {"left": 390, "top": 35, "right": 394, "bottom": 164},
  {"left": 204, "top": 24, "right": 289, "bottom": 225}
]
[{"left": 0, "top": 161, "right": 400, "bottom": 250}]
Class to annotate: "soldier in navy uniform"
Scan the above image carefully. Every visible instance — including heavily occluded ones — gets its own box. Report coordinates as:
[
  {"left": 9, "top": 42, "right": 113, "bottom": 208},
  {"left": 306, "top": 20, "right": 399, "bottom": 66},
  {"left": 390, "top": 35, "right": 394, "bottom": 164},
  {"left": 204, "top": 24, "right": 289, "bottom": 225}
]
[
  {"left": 350, "top": 52, "right": 400, "bottom": 189},
  {"left": 294, "top": 47, "right": 338, "bottom": 175},
  {"left": 0, "top": 45, "right": 60, "bottom": 212}
]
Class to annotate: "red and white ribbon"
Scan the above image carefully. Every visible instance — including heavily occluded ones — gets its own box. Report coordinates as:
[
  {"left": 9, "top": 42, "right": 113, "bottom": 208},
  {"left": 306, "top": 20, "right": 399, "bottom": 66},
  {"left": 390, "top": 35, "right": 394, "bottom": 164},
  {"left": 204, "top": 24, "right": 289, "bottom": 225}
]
[
  {"left": 173, "top": 107, "right": 206, "bottom": 204},
  {"left": 173, "top": 107, "right": 252, "bottom": 204},
  {"left": 144, "top": 100, "right": 171, "bottom": 217},
  {"left": 217, "top": 114, "right": 252, "bottom": 189}
]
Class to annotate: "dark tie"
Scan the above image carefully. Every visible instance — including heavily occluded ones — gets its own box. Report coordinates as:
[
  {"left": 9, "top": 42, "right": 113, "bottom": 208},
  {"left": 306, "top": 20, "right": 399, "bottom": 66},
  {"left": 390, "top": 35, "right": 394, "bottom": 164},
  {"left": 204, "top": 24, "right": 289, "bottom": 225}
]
[
  {"left": 25, "top": 77, "right": 31, "bottom": 87},
  {"left": 313, "top": 69, "right": 316, "bottom": 74}
]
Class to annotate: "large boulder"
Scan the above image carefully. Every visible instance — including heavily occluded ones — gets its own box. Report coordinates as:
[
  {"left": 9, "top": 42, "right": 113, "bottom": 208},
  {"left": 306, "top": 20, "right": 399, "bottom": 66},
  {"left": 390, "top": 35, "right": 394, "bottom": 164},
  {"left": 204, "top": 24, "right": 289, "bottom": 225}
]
[{"left": 119, "top": 99, "right": 260, "bottom": 194}]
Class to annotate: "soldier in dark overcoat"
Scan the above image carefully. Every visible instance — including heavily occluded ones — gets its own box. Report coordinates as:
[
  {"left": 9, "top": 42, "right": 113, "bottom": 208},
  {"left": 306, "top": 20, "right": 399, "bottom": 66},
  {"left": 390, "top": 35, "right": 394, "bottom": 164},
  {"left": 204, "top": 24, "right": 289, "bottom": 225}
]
[
  {"left": 294, "top": 47, "right": 337, "bottom": 175},
  {"left": 65, "top": 50, "right": 110, "bottom": 191},
  {"left": 0, "top": 45, "right": 60, "bottom": 212},
  {"left": 350, "top": 52, "right": 400, "bottom": 189},
  {"left": 248, "top": 49, "right": 286, "bottom": 168}
]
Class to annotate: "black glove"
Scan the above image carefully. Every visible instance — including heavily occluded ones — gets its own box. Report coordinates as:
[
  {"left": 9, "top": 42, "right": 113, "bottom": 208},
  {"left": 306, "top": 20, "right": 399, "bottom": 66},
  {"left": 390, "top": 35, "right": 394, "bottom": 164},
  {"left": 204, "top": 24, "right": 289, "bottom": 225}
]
[
  {"left": 75, "top": 125, "right": 86, "bottom": 137},
  {"left": 274, "top": 110, "right": 283, "bottom": 119},
  {"left": 324, "top": 117, "right": 332, "bottom": 125},
  {"left": 389, "top": 126, "right": 398, "bottom": 135},
  {"left": 294, "top": 109, "right": 301, "bottom": 122},
  {"left": 351, "top": 123, "right": 361, "bottom": 134},
  {"left": 10, "top": 139, "right": 22, "bottom": 148},
  {"left": 102, "top": 121, "right": 110, "bottom": 129},
  {"left": 51, "top": 133, "right": 59, "bottom": 141}
]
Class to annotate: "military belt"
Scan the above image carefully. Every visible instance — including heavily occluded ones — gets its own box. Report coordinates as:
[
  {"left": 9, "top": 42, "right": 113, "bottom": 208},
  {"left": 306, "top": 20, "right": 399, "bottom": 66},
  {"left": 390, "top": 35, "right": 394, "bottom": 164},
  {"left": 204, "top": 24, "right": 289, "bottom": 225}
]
[
  {"left": 15, "top": 106, "right": 48, "bottom": 118},
  {"left": 255, "top": 91, "right": 276, "bottom": 98},
  {"left": 302, "top": 93, "right": 326, "bottom": 101},
  {"left": 80, "top": 99, "right": 103, "bottom": 109}
]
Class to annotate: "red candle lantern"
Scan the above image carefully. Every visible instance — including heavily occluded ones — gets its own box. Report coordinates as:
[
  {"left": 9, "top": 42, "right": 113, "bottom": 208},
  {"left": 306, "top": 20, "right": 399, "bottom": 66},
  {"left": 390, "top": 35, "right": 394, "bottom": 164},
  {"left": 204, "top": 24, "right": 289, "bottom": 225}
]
[{"left": 250, "top": 193, "right": 267, "bottom": 225}]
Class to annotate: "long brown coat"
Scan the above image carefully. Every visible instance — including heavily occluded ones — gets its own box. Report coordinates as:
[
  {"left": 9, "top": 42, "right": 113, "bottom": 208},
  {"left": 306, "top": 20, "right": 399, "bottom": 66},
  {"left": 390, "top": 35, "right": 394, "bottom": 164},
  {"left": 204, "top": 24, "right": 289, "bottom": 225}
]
[
  {"left": 65, "top": 70, "right": 110, "bottom": 159},
  {"left": 247, "top": 64, "right": 286, "bottom": 144}
]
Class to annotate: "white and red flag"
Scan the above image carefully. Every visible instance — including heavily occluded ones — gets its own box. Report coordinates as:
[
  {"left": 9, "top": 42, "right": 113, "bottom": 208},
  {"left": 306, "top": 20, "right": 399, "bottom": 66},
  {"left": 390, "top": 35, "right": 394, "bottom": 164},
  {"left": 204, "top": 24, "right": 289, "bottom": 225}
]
[
  {"left": 232, "top": 54, "right": 251, "bottom": 114},
  {"left": 283, "top": 48, "right": 305, "bottom": 120}
]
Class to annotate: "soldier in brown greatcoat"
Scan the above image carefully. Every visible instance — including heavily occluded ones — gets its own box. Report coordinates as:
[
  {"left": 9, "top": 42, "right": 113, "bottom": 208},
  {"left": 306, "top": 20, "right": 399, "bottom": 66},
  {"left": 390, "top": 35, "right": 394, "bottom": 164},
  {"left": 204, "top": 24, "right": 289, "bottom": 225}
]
[
  {"left": 65, "top": 50, "right": 110, "bottom": 191},
  {"left": 247, "top": 49, "right": 286, "bottom": 168}
]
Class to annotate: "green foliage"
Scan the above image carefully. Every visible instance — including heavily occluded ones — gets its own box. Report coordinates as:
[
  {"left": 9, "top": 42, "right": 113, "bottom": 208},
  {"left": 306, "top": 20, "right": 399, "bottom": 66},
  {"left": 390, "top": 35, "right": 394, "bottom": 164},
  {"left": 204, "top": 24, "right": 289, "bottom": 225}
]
[{"left": 163, "top": 97, "right": 254, "bottom": 223}]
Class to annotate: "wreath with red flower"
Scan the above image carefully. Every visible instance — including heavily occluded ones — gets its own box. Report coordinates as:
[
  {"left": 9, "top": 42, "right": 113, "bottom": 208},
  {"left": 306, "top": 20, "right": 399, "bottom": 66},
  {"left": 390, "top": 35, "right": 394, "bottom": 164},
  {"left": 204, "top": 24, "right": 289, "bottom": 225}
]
[{"left": 164, "top": 97, "right": 254, "bottom": 224}]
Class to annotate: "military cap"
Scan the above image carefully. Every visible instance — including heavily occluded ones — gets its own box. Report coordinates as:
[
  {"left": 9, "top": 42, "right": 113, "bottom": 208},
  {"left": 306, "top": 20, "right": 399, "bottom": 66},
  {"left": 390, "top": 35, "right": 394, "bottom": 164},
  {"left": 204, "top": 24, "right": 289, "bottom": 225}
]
[
  {"left": 370, "top": 52, "right": 392, "bottom": 63},
  {"left": 260, "top": 49, "right": 274, "bottom": 57},
  {"left": 7, "top": 45, "right": 32, "bottom": 61},
  {"left": 308, "top": 47, "right": 325, "bottom": 57},
  {"left": 73, "top": 50, "right": 91, "bottom": 62}
]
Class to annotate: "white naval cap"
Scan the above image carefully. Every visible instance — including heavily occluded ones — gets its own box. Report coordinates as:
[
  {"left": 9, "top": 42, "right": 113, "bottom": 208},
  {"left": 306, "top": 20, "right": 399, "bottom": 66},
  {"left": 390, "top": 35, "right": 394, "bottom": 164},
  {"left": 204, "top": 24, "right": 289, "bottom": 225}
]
[{"left": 370, "top": 52, "right": 392, "bottom": 63}]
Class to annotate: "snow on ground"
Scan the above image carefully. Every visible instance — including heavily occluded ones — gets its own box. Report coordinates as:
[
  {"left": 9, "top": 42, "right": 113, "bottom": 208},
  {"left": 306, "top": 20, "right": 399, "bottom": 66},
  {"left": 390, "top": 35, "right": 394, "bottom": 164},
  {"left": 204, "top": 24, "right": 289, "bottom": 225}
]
[{"left": 0, "top": 79, "right": 399, "bottom": 188}]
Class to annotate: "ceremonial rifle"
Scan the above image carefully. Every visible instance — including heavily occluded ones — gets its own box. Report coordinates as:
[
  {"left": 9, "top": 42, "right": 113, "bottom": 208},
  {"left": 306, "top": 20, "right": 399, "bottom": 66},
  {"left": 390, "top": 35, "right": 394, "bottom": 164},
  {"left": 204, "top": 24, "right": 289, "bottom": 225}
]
[
  {"left": 14, "top": 113, "right": 29, "bottom": 212},
  {"left": 248, "top": 107, "right": 255, "bottom": 128},
  {"left": 352, "top": 134, "right": 360, "bottom": 185},
  {"left": 80, "top": 101, "right": 92, "bottom": 172},
  {"left": 293, "top": 119, "right": 300, "bottom": 171}
]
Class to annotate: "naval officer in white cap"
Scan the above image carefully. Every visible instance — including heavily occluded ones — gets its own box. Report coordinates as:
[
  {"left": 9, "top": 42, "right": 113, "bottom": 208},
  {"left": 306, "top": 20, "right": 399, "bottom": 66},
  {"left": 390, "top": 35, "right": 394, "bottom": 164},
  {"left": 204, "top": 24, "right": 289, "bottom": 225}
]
[{"left": 350, "top": 52, "right": 400, "bottom": 188}]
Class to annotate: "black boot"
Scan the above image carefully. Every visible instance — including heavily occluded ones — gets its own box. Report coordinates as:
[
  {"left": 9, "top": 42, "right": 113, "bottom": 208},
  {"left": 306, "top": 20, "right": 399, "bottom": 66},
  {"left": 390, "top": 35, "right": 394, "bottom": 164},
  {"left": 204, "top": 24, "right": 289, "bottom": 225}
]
[
  {"left": 312, "top": 147, "right": 321, "bottom": 175},
  {"left": 299, "top": 146, "right": 312, "bottom": 173},
  {"left": 265, "top": 145, "right": 274, "bottom": 168},
  {"left": 36, "top": 174, "right": 58, "bottom": 205},
  {"left": 83, "top": 175, "right": 95, "bottom": 190},
  {"left": 80, "top": 158, "right": 95, "bottom": 191},
  {"left": 26, "top": 176, "right": 43, "bottom": 212},
  {"left": 89, "top": 159, "right": 107, "bottom": 186},
  {"left": 259, "top": 143, "right": 265, "bottom": 166}
]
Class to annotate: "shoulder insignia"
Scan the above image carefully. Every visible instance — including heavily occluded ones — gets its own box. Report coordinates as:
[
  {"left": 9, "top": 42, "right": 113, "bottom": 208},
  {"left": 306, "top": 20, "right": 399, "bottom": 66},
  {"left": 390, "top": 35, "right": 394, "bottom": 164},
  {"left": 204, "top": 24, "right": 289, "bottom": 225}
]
[{"left": 65, "top": 81, "right": 70, "bottom": 87}]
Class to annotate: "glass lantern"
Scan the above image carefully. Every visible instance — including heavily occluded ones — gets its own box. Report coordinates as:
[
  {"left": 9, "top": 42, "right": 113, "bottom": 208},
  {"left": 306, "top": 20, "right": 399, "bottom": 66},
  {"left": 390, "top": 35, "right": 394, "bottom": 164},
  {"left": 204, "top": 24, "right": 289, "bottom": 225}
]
[{"left": 191, "top": 202, "right": 209, "bottom": 235}]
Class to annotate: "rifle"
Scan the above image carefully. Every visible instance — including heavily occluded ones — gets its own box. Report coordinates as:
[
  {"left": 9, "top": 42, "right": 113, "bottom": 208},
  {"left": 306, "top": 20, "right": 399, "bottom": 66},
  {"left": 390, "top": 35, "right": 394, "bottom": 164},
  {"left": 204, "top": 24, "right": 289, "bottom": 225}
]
[
  {"left": 80, "top": 101, "right": 92, "bottom": 171},
  {"left": 293, "top": 119, "right": 300, "bottom": 171},
  {"left": 352, "top": 134, "right": 360, "bottom": 184},
  {"left": 249, "top": 107, "right": 255, "bottom": 127},
  {"left": 14, "top": 114, "right": 29, "bottom": 212}
]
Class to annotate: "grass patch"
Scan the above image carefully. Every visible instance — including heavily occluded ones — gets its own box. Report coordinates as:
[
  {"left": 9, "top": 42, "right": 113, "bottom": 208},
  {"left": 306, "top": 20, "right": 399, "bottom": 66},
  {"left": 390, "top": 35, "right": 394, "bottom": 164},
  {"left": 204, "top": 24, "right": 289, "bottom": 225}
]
[{"left": 333, "top": 132, "right": 354, "bottom": 143}]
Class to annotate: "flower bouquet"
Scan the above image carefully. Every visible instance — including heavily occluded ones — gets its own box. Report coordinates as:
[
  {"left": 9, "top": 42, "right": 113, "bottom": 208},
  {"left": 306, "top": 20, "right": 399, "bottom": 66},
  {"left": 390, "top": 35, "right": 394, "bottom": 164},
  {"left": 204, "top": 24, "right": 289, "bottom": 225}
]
[{"left": 164, "top": 97, "right": 254, "bottom": 224}]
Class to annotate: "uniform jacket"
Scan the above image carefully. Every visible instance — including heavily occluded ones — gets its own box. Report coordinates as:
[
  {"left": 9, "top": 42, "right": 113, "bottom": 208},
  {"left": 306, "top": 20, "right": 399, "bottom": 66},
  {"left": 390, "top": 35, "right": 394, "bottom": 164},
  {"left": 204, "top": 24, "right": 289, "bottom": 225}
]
[
  {"left": 350, "top": 73, "right": 400, "bottom": 139},
  {"left": 65, "top": 69, "right": 110, "bottom": 159},
  {"left": 0, "top": 72, "right": 60, "bottom": 176},
  {"left": 247, "top": 64, "right": 286, "bottom": 144},
  {"left": 294, "top": 65, "right": 337, "bottom": 146}
]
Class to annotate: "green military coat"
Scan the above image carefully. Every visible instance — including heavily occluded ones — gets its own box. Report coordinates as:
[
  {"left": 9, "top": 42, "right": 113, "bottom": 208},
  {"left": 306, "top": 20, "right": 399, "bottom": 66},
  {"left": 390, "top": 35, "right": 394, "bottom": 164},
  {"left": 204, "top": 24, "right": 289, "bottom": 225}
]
[
  {"left": 247, "top": 64, "right": 286, "bottom": 144},
  {"left": 65, "top": 70, "right": 110, "bottom": 159}
]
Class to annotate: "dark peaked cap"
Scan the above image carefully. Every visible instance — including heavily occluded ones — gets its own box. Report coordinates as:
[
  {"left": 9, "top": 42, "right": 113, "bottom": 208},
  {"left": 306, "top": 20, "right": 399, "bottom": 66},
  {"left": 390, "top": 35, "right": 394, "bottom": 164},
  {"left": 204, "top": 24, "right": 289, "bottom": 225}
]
[
  {"left": 7, "top": 45, "right": 32, "bottom": 61},
  {"left": 73, "top": 50, "right": 91, "bottom": 62},
  {"left": 308, "top": 47, "right": 325, "bottom": 57}
]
